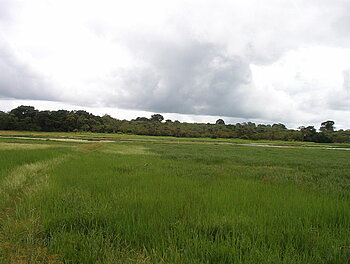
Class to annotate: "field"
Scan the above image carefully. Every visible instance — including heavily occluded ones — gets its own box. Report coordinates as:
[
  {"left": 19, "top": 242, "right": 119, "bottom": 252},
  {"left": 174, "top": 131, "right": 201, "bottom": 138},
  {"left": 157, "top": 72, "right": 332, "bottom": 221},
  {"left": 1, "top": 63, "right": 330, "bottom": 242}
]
[{"left": 0, "top": 131, "right": 349, "bottom": 263}]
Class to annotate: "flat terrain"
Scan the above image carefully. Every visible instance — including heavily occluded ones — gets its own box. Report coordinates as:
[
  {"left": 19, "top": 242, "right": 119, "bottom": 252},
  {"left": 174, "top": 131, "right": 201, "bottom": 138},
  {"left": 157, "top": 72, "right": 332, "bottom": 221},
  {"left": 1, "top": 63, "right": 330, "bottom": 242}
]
[{"left": 0, "top": 131, "right": 349, "bottom": 263}]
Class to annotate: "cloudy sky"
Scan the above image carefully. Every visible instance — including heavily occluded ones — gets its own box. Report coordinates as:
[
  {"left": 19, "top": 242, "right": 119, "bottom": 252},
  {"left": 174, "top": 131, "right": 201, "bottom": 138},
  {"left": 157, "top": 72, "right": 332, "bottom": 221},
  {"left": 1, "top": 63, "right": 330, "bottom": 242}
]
[{"left": 1, "top": 0, "right": 350, "bottom": 129}]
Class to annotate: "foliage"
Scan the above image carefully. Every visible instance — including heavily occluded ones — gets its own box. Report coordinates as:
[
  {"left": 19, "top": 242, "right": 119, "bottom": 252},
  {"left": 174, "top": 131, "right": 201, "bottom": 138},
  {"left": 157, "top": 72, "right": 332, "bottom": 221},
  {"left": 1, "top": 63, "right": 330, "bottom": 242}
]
[
  {"left": 150, "top": 114, "right": 164, "bottom": 122},
  {"left": 216, "top": 119, "right": 225, "bottom": 125},
  {"left": 1, "top": 106, "right": 349, "bottom": 143},
  {"left": 299, "top": 126, "right": 317, "bottom": 141},
  {"left": 320, "top": 120, "right": 335, "bottom": 132}
]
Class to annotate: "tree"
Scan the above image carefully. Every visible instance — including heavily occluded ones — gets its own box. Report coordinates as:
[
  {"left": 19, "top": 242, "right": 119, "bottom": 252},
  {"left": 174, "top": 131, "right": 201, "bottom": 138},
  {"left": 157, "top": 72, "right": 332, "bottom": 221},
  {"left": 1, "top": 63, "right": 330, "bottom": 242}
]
[
  {"left": 37, "top": 111, "right": 54, "bottom": 131},
  {"left": 299, "top": 126, "right": 317, "bottom": 141},
  {"left": 9, "top": 105, "right": 39, "bottom": 130},
  {"left": 102, "top": 114, "right": 118, "bottom": 133},
  {"left": 134, "top": 117, "right": 149, "bottom": 122},
  {"left": 314, "top": 132, "right": 333, "bottom": 143},
  {"left": 320, "top": 120, "right": 335, "bottom": 132},
  {"left": 272, "top": 123, "right": 286, "bottom": 130},
  {"left": 216, "top": 119, "right": 225, "bottom": 125},
  {"left": 0, "top": 111, "right": 11, "bottom": 130},
  {"left": 150, "top": 114, "right": 164, "bottom": 122},
  {"left": 9, "top": 105, "right": 37, "bottom": 119},
  {"left": 3, "top": 105, "right": 350, "bottom": 143}
]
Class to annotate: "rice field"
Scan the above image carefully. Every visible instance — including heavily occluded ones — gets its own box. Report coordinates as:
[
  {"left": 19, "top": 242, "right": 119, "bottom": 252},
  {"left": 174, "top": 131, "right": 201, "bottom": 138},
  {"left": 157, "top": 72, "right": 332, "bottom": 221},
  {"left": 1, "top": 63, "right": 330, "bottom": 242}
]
[{"left": 0, "top": 132, "right": 349, "bottom": 263}]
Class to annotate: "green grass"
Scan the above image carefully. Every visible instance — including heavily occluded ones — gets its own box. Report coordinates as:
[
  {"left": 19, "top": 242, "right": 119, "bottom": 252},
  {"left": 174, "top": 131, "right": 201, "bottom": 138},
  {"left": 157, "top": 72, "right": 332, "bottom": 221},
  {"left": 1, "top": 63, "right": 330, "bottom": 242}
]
[
  {"left": 2, "top": 130, "right": 350, "bottom": 148},
  {"left": 0, "top": 142, "right": 73, "bottom": 182},
  {"left": 0, "top": 137, "right": 349, "bottom": 263}
]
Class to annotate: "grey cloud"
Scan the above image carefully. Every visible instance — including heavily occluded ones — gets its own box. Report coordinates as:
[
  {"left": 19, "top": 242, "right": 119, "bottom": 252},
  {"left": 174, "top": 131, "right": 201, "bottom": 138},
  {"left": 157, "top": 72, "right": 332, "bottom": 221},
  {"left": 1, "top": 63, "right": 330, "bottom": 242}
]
[
  {"left": 235, "top": 0, "right": 350, "bottom": 64},
  {"left": 3, "top": 0, "right": 350, "bottom": 125},
  {"left": 0, "top": 0, "right": 13, "bottom": 21},
  {"left": 327, "top": 70, "right": 350, "bottom": 111},
  {"left": 0, "top": 0, "right": 19, "bottom": 26},
  {"left": 101, "top": 39, "right": 257, "bottom": 118},
  {"left": 0, "top": 39, "right": 58, "bottom": 101},
  {"left": 83, "top": 0, "right": 350, "bottom": 121}
]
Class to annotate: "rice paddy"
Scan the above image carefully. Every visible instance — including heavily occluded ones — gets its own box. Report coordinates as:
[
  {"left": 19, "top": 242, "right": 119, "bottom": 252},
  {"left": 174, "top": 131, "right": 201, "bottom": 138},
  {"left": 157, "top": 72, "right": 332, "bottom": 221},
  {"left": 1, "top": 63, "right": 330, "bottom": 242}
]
[{"left": 0, "top": 132, "right": 349, "bottom": 263}]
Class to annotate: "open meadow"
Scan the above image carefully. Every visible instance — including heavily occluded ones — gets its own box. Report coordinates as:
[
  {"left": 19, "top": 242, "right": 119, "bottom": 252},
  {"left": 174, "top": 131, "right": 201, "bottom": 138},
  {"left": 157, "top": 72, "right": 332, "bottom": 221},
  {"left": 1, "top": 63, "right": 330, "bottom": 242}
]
[{"left": 0, "top": 132, "right": 349, "bottom": 263}]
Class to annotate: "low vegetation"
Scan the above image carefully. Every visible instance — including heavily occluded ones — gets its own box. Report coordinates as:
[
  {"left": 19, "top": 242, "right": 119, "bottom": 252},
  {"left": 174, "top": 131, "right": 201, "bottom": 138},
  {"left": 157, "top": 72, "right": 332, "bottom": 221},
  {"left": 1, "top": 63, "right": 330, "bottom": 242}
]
[{"left": 0, "top": 134, "right": 349, "bottom": 263}]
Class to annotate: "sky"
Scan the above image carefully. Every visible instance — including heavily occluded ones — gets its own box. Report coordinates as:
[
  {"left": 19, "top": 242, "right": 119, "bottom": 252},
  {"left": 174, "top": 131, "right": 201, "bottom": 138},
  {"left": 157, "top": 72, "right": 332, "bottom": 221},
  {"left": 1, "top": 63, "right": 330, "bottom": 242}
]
[{"left": 1, "top": 0, "right": 350, "bottom": 129}]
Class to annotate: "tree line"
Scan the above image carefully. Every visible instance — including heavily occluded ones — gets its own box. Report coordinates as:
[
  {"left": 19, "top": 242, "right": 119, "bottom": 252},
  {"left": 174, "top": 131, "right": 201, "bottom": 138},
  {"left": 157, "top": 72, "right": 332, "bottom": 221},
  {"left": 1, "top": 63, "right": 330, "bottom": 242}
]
[{"left": 0, "top": 105, "right": 349, "bottom": 143}]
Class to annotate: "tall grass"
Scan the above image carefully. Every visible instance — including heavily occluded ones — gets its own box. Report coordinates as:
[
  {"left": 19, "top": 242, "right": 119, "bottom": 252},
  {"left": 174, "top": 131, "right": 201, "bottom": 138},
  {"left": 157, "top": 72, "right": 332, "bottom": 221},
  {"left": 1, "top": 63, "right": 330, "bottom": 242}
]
[
  {"left": 5, "top": 142, "right": 345, "bottom": 263},
  {"left": 0, "top": 145, "right": 71, "bottom": 182}
]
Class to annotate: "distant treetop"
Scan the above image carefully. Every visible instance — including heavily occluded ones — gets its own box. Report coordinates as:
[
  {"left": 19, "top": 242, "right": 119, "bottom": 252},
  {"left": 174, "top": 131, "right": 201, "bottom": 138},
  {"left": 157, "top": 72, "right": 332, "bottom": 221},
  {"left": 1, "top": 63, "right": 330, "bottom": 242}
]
[
  {"left": 1, "top": 105, "right": 349, "bottom": 143},
  {"left": 320, "top": 120, "right": 335, "bottom": 132},
  {"left": 216, "top": 119, "right": 225, "bottom": 125}
]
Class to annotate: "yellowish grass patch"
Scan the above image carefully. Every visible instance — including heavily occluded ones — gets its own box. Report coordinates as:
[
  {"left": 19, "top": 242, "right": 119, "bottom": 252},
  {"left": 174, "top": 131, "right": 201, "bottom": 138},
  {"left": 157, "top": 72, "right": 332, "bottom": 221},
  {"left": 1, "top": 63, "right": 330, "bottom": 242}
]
[
  {"left": 102, "top": 144, "right": 154, "bottom": 155},
  {"left": 0, "top": 142, "right": 55, "bottom": 150},
  {"left": 0, "top": 156, "right": 67, "bottom": 207}
]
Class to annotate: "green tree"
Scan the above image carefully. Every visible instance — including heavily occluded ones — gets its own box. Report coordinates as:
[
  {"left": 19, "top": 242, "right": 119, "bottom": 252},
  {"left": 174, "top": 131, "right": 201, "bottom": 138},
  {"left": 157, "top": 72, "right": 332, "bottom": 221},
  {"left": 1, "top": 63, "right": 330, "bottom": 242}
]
[
  {"left": 0, "top": 111, "right": 11, "bottom": 130},
  {"left": 272, "top": 123, "right": 286, "bottom": 130},
  {"left": 314, "top": 132, "right": 333, "bottom": 143},
  {"left": 9, "top": 105, "right": 39, "bottom": 130},
  {"left": 150, "top": 114, "right": 164, "bottom": 122},
  {"left": 299, "top": 126, "right": 317, "bottom": 141},
  {"left": 320, "top": 120, "right": 335, "bottom": 132},
  {"left": 37, "top": 111, "right": 54, "bottom": 131},
  {"left": 134, "top": 117, "right": 149, "bottom": 122},
  {"left": 216, "top": 119, "right": 225, "bottom": 125},
  {"left": 9, "top": 105, "right": 37, "bottom": 119}
]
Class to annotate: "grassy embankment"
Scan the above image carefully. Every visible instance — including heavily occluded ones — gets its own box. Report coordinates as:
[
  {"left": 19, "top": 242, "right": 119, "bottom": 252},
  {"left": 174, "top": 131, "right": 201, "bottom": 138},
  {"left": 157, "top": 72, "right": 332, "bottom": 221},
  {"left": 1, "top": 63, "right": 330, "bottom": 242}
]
[{"left": 0, "top": 133, "right": 349, "bottom": 263}]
